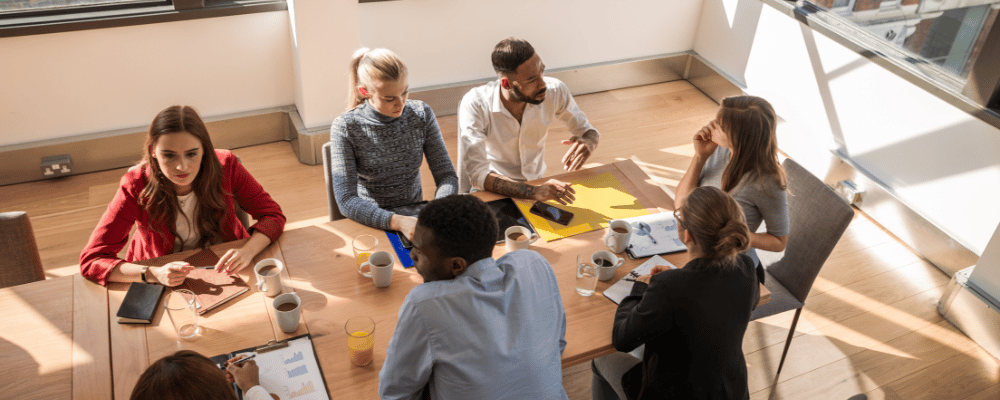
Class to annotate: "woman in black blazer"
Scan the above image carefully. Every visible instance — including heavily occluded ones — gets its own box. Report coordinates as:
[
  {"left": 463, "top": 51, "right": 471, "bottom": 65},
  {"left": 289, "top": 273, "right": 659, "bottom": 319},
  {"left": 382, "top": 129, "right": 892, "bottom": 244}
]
[{"left": 592, "top": 186, "right": 759, "bottom": 400}]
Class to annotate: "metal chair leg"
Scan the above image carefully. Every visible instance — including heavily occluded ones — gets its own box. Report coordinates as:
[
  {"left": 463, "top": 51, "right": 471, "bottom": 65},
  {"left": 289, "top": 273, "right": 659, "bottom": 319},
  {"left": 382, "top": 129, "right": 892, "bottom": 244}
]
[{"left": 776, "top": 308, "right": 802, "bottom": 376}]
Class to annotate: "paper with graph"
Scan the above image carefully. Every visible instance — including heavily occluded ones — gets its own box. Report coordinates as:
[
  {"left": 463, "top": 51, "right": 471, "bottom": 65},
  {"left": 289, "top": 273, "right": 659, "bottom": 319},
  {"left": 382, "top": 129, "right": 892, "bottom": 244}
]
[
  {"left": 214, "top": 335, "right": 330, "bottom": 400},
  {"left": 515, "top": 171, "right": 651, "bottom": 241},
  {"left": 620, "top": 212, "right": 687, "bottom": 259}
]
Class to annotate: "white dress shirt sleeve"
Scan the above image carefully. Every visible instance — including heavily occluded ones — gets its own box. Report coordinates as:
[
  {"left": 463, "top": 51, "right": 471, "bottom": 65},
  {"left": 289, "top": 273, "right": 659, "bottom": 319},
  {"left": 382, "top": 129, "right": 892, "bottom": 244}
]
[
  {"left": 379, "top": 297, "right": 434, "bottom": 400},
  {"left": 553, "top": 80, "right": 598, "bottom": 140},
  {"left": 243, "top": 385, "right": 271, "bottom": 400},
  {"left": 458, "top": 92, "right": 493, "bottom": 193}
]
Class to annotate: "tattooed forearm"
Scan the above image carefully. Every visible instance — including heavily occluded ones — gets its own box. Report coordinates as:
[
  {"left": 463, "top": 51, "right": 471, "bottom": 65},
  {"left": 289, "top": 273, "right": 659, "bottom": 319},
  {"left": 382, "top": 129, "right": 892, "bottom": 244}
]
[{"left": 487, "top": 173, "right": 535, "bottom": 199}]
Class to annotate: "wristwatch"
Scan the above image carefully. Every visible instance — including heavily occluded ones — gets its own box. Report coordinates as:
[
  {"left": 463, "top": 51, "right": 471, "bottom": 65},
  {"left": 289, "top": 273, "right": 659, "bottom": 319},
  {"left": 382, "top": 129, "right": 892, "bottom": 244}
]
[{"left": 140, "top": 265, "right": 150, "bottom": 284}]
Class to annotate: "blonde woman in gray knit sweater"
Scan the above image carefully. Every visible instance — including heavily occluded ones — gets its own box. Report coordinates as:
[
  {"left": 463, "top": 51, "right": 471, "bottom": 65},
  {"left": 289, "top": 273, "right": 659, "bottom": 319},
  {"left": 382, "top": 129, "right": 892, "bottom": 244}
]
[{"left": 329, "top": 48, "right": 458, "bottom": 239}]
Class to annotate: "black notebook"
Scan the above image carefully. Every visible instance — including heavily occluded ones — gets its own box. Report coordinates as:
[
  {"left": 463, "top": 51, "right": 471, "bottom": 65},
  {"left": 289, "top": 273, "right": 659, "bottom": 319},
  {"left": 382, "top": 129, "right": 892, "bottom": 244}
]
[{"left": 116, "top": 282, "right": 166, "bottom": 324}]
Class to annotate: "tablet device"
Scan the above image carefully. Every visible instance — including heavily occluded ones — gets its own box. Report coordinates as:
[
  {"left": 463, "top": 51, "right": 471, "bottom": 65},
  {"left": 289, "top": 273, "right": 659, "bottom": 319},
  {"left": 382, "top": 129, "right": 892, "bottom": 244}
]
[{"left": 486, "top": 198, "right": 537, "bottom": 244}]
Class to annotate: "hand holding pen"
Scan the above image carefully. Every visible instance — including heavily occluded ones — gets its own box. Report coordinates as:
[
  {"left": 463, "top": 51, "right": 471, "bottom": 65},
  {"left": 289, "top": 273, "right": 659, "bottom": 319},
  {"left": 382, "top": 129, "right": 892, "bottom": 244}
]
[
  {"left": 624, "top": 265, "right": 670, "bottom": 284},
  {"left": 224, "top": 354, "right": 260, "bottom": 390}
]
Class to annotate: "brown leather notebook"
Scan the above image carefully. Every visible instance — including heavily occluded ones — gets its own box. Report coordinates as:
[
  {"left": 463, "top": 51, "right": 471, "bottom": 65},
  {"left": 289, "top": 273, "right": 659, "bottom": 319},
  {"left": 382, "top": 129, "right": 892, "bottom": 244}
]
[
  {"left": 177, "top": 248, "right": 250, "bottom": 315},
  {"left": 183, "top": 248, "right": 222, "bottom": 268}
]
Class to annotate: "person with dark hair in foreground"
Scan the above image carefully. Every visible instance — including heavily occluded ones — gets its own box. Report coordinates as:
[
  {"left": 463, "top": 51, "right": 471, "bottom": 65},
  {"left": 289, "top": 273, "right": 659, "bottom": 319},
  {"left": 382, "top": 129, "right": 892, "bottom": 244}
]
[
  {"left": 379, "top": 195, "right": 568, "bottom": 400},
  {"left": 130, "top": 351, "right": 277, "bottom": 400},
  {"left": 592, "top": 186, "right": 759, "bottom": 400},
  {"left": 457, "top": 37, "right": 600, "bottom": 205}
]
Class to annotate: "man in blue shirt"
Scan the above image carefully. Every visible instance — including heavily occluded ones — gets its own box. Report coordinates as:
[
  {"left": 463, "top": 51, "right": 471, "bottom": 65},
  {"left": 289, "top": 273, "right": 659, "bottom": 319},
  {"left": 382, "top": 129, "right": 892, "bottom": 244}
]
[{"left": 379, "top": 195, "right": 569, "bottom": 400}]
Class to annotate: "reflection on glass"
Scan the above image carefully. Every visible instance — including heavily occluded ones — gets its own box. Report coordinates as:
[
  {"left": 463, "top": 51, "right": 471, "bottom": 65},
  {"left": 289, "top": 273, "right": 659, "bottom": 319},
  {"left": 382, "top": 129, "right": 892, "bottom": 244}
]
[
  {"left": 808, "top": 0, "right": 999, "bottom": 80},
  {"left": 0, "top": 0, "right": 153, "bottom": 13}
]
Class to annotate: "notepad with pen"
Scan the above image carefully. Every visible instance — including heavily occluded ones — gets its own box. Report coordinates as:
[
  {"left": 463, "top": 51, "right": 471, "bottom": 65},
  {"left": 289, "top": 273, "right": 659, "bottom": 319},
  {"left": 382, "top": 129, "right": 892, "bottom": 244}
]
[{"left": 603, "top": 255, "right": 677, "bottom": 304}]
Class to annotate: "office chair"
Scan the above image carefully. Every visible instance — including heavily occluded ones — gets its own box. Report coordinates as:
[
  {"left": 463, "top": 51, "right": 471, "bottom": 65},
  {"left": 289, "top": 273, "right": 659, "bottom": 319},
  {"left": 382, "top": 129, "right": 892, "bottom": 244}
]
[
  {"left": 0, "top": 211, "right": 46, "bottom": 288},
  {"left": 750, "top": 158, "right": 855, "bottom": 376},
  {"left": 234, "top": 156, "right": 253, "bottom": 230},
  {"left": 321, "top": 142, "right": 346, "bottom": 221}
]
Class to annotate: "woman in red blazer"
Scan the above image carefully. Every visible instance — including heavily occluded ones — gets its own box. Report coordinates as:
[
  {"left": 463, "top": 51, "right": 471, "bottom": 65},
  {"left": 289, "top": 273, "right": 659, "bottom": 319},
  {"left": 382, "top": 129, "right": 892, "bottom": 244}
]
[{"left": 80, "top": 106, "right": 286, "bottom": 286}]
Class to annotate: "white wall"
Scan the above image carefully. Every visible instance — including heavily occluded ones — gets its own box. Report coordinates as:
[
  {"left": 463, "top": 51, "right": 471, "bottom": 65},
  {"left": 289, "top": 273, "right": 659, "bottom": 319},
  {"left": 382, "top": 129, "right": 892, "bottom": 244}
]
[
  {"left": 970, "top": 222, "right": 1000, "bottom": 303},
  {"left": 287, "top": 0, "right": 359, "bottom": 129},
  {"left": 1, "top": 1, "right": 702, "bottom": 143},
  {"left": 0, "top": 11, "right": 294, "bottom": 147},
  {"left": 693, "top": 0, "right": 1000, "bottom": 254},
  {"left": 357, "top": 0, "right": 702, "bottom": 88}
]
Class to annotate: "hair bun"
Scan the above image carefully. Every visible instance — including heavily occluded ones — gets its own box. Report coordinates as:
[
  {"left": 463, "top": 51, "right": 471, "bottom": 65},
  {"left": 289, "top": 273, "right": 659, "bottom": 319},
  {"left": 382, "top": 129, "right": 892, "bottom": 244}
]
[{"left": 714, "top": 219, "right": 750, "bottom": 259}]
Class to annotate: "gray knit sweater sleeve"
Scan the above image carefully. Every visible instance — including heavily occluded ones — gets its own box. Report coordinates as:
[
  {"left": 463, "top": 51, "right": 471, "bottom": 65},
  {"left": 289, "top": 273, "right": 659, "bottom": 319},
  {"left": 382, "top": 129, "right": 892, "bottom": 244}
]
[{"left": 328, "top": 100, "right": 457, "bottom": 230}]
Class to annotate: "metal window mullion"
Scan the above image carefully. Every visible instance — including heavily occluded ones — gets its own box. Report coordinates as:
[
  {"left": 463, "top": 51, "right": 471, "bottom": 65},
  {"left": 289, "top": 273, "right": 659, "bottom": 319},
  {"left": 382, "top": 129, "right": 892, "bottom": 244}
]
[{"left": 173, "top": 0, "right": 204, "bottom": 10}]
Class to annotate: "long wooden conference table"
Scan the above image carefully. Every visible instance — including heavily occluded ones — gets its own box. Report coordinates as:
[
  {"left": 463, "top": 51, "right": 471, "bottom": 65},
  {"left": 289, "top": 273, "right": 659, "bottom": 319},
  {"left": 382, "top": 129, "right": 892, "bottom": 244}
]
[{"left": 1, "top": 160, "right": 769, "bottom": 399}]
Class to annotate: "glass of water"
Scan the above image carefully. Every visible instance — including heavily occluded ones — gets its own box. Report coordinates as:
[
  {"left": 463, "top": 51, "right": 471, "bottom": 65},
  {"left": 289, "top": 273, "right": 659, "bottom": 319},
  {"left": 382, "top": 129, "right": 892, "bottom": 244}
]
[
  {"left": 576, "top": 254, "right": 599, "bottom": 296},
  {"left": 164, "top": 289, "right": 201, "bottom": 339}
]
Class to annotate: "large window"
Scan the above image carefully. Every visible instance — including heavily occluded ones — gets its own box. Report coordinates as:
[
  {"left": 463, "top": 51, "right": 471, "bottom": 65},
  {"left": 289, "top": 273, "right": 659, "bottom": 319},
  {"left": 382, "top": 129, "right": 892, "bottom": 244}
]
[
  {"left": 809, "top": 0, "right": 999, "bottom": 86},
  {"left": 0, "top": 0, "right": 286, "bottom": 38},
  {"left": 0, "top": 0, "right": 163, "bottom": 14}
]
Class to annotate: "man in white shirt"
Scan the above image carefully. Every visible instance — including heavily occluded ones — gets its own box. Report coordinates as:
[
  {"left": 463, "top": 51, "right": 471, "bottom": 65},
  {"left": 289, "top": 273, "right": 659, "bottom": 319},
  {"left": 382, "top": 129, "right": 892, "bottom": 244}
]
[
  {"left": 458, "top": 38, "right": 600, "bottom": 205},
  {"left": 379, "top": 195, "right": 568, "bottom": 400}
]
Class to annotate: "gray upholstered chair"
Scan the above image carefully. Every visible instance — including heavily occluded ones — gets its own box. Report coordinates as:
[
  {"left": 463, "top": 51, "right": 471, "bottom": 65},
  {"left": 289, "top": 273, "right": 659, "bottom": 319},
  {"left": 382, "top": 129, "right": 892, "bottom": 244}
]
[
  {"left": 750, "top": 158, "right": 855, "bottom": 376},
  {"left": 234, "top": 205, "right": 252, "bottom": 231},
  {"left": 321, "top": 142, "right": 346, "bottom": 221},
  {"left": 0, "top": 211, "right": 46, "bottom": 288},
  {"left": 233, "top": 156, "right": 253, "bottom": 230}
]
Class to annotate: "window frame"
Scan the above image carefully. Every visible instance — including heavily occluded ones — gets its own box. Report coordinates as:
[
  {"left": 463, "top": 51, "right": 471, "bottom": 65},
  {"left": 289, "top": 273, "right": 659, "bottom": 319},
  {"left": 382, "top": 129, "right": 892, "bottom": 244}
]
[
  {"left": 764, "top": 0, "right": 1000, "bottom": 130},
  {"left": 0, "top": 0, "right": 287, "bottom": 38},
  {"left": 0, "top": 0, "right": 169, "bottom": 19}
]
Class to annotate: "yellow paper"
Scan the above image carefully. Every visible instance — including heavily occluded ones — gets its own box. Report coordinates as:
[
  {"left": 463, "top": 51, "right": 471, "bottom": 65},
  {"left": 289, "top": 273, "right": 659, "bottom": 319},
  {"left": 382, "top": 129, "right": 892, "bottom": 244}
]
[{"left": 516, "top": 172, "right": 651, "bottom": 241}]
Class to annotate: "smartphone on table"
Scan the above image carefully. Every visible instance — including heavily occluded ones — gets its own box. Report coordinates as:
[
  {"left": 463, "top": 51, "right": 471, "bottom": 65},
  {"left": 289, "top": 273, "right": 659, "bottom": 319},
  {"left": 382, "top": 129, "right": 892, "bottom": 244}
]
[{"left": 529, "top": 201, "right": 574, "bottom": 225}]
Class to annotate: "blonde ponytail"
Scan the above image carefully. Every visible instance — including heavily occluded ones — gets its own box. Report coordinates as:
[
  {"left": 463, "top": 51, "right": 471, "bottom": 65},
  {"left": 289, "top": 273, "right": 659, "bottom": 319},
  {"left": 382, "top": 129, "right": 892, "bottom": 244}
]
[{"left": 346, "top": 47, "right": 408, "bottom": 110}]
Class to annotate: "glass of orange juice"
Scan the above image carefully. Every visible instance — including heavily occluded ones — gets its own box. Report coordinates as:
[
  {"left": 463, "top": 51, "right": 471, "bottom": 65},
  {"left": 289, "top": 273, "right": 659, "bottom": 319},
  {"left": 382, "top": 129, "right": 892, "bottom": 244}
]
[
  {"left": 353, "top": 234, "right": 378, "bottom": 278},
  {"left": 345, "top": 316, "right": 375, "bottom": 366}
]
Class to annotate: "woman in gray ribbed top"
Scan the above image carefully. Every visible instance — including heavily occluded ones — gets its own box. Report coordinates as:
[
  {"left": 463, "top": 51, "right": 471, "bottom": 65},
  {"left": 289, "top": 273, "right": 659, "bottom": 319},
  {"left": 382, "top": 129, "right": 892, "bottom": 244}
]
[
  {"left": 329, "top": 48, "right": 457, "bottom": 238},
  {"left": 675, "top": 96, "right": 789, "bottom": 278}
]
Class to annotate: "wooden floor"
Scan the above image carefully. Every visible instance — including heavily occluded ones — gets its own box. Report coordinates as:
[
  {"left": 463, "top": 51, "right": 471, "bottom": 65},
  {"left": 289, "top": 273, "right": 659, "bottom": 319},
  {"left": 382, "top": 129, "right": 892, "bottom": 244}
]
[{"left": 2, "top": 81, "right": 997, "bottom": 399}]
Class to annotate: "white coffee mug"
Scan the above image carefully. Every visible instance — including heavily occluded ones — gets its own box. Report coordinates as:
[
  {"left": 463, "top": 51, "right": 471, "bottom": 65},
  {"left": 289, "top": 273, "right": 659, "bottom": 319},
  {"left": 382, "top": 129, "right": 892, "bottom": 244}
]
[
  {"left": 363, "top": 251, "right": 394, "bottom": 288},
  {"left": 604, "top": 219, "right": 633, "bottom": 254},
  {"left": 593, "top": 250, "right": 626, "bottom": 281},
  {"left": 505, "top": 226, "right": 538, "bottom": 252},
  {"left": 272, "top": 293, "right": 301, "bottom": 333},
  {"left": 254, "top": 258, "right": 284, "bottom": 297}
]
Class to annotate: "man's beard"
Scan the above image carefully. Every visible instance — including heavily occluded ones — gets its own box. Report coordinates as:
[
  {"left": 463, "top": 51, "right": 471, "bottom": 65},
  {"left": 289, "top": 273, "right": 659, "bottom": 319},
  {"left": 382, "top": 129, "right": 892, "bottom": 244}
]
[{"left": 510, "top": 84, "right": 546, "bottom": 105}]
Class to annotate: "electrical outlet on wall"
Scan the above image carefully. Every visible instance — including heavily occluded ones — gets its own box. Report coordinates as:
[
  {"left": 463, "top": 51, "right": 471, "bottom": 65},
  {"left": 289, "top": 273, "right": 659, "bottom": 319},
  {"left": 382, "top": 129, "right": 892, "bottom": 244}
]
[{"left": 41, "top": 155, "right": 72, "bottom": 178}]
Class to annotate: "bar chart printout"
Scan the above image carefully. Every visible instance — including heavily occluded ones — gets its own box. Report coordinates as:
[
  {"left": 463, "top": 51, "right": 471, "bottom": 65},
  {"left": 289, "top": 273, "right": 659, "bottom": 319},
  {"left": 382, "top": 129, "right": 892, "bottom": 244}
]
[{"left": 254, "top": 336, "right": 330, "bottom": 400}]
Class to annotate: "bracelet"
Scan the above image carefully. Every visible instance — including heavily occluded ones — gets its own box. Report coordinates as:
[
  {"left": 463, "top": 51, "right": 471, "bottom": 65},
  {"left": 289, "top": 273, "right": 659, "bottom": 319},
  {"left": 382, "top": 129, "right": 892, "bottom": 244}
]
[{"left": 140, "top": 266, "right": 150, "bottom": 284}]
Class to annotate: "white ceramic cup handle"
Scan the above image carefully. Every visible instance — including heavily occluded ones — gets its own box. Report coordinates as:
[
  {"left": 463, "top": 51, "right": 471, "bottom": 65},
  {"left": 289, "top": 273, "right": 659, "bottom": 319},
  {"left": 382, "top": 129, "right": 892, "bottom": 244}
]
[
  {"left": 528, "top": 234, "right": 539, "bottom": 244},
  {"left": 615, "top": 257, "right": 625, "bottom": 268},
  {"left": 605, "top": 234, "right": 615, "bottom": 248},
  {"left": 256, "top": 278, "right": 266, "bottom": 293},
  {"left": 361, "top": 261, "right": 373, "bottom": 276}
]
